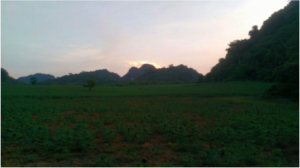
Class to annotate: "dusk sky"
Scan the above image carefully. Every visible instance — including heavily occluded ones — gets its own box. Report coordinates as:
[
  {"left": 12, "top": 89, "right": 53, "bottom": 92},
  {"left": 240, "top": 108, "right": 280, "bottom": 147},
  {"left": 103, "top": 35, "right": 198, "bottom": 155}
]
[{"left": 2, "top": 0, "right": 288, "bottom": 79}]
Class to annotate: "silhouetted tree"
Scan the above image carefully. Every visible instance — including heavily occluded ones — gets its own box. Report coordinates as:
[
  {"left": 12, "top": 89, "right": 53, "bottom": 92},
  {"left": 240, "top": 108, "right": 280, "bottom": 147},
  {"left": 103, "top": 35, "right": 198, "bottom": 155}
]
[
  {"left": 30, "top": 77, "right": 38, "bottom": 85},
  {"left": 248, "top": 25, "right": 259, "bottom": 38},
  {"left": 83, "top": 78, "right": 97, "bottom": 91}
]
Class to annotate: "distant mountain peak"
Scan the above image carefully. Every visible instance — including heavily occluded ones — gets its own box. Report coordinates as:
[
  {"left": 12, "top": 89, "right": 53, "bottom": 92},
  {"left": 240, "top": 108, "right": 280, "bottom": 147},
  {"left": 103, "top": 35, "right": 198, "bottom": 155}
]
[
  {"left": 122, "top": 64, "right": 157, "bottom": 80},
  {"left": 140, "top": 64, "right": 156, "bottom": 69},
  {"left": 136, "top": 64, "right": 200, "bottom": 83},
  {"left": 17, "top": 73, "right": 55, "bottom": 84},
  {"left": 38, "top": 68, "right": 121, "bottom": 85}
]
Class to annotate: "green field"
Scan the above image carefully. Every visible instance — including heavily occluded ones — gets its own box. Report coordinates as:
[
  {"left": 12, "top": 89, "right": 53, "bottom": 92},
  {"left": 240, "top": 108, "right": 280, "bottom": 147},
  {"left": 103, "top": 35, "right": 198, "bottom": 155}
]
[{"left": 1, "top": 82, "right": 299, "bottom": 166}]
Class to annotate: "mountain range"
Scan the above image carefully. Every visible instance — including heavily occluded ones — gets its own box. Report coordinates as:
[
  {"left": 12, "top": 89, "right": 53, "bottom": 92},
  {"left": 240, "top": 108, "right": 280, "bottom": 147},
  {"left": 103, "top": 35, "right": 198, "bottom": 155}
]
[
  {"left": 38, "top": 69, "right": 121, "bottom": 85},
  {"left": 36, "top": 64, "right": 201, "bottom": 85},
  {"left": 1, "top": 63, "right": 201, "bottom": 85}
]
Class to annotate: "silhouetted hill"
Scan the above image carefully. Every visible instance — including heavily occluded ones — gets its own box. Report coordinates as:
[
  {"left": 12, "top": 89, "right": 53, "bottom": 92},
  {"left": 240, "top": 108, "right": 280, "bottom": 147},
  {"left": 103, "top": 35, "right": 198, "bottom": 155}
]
[
  {"left": 122, "top": 64, "right": 156, "bottom": 80},
  {"left": 1, "top": 68, "right": 24, "bottom": 85},
  {"left": 206, "top": 1, "right": 299, "bottom": 100},
  {"left": 137, "top": 64, "right": 201, "bottom": 84},
  {"left": 208, "top": 1, "right": 298, "bottom": 82},
  {"left": 122, "top": 67, "right": 139, "bottom": 80},
  {"left": 18, "top": 73, "right": 55, "bottom": 84},
  {"left": 80, "top": 69, "right": 121, "bottom": 80},
  {"left": 38, "top": 69, "right": 121, "bottom": 85}
]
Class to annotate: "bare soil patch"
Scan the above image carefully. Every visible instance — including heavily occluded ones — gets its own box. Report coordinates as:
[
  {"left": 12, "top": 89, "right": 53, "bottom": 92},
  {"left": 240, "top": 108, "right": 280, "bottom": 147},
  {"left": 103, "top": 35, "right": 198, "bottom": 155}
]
[
  {"left": 141, "top": 135, "right": 166, "bottom": 148},
  {"left": 201, "top": 142, "right": 216, "bottom": 149},
  {"left": 197, "top": 116, "right": 206, "bottom": 128},
  {"left": 136, "top": 135, "right": 179, "bottom": 166},
  {"left": 89, "top": 113, "right": 101, "bottom": 118},
  {"left": 61, "top": 111, "right": 77, "bottom": 115},
  {"left": 129, "top": 101, "right": 140, "bottom": 106},
  {"left": 183, "top": 112, "right": 192, "bottom": 117},
  {"left": 31, "top": 114, "right": 37, "bottom": 120},
  {"left": 49, "top": 125, "right": 60, "bottom": 131}
]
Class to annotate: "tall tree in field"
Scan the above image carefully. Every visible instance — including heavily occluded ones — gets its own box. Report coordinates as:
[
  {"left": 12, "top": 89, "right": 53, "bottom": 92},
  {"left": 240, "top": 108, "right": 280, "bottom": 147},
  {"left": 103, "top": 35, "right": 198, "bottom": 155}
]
[
  {"left": 83, "top": 79, "right": 97, "bottom": 91},
  {"left": 30, "top": 77, "right": 38, "bottom": 85}
]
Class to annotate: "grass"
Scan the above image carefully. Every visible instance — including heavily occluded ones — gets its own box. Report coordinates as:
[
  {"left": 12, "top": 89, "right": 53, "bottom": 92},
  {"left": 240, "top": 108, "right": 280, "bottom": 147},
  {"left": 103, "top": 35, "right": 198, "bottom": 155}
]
[{"left": 1, "top": 81, "right": 298, "bottom": 166}]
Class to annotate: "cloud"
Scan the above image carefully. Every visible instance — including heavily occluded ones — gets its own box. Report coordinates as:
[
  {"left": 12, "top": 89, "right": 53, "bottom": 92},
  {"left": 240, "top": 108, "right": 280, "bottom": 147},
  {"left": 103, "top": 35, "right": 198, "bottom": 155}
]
[{"left": 52, "top": 45, "right": 103, "bottom": 62}]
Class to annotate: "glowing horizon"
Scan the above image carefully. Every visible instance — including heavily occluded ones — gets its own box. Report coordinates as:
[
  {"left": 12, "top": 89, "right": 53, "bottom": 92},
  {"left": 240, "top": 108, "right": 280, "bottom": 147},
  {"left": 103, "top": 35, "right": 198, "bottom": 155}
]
[{"left": 128, "top": 61, "right": 162, "bottom": 69}]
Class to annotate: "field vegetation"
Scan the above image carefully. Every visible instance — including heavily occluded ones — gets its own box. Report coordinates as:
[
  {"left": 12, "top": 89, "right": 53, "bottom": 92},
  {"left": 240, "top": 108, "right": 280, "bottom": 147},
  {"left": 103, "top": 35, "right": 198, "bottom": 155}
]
[{"left": 1, "top": 82, "right": 298, "bottom": 167}]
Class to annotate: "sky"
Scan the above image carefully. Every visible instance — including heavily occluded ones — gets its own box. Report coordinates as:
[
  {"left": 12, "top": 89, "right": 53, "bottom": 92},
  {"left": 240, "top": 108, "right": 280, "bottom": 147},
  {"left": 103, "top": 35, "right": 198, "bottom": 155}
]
[{"left": 1, "top": 0, "right": 288, "bottom": 79}]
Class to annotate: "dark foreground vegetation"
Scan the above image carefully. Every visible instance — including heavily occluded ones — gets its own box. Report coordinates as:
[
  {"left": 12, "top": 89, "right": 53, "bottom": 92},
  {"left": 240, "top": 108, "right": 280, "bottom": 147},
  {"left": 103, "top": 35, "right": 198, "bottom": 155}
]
[{"left": 1, "top": 83, "right": 299, "bottom": 167}]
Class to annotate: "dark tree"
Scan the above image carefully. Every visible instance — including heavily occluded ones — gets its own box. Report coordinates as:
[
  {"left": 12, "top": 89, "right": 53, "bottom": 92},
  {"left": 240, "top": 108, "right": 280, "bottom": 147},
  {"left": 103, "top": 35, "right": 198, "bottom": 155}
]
[
  {"left": 248, "top": 25, "right": 259, "bottom": 38},
  {"left": 83, "top": 78, "right": 97, "bottom": 91},
  {"left": 30, "top": 77, "right": 38, "bottom": 85}
]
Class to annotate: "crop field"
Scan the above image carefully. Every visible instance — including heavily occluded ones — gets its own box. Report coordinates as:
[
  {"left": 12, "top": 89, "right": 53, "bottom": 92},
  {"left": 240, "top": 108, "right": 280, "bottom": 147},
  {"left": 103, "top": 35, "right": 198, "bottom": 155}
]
[{"left": 1, "top": 82, "right": 299, "bottom": 167}]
